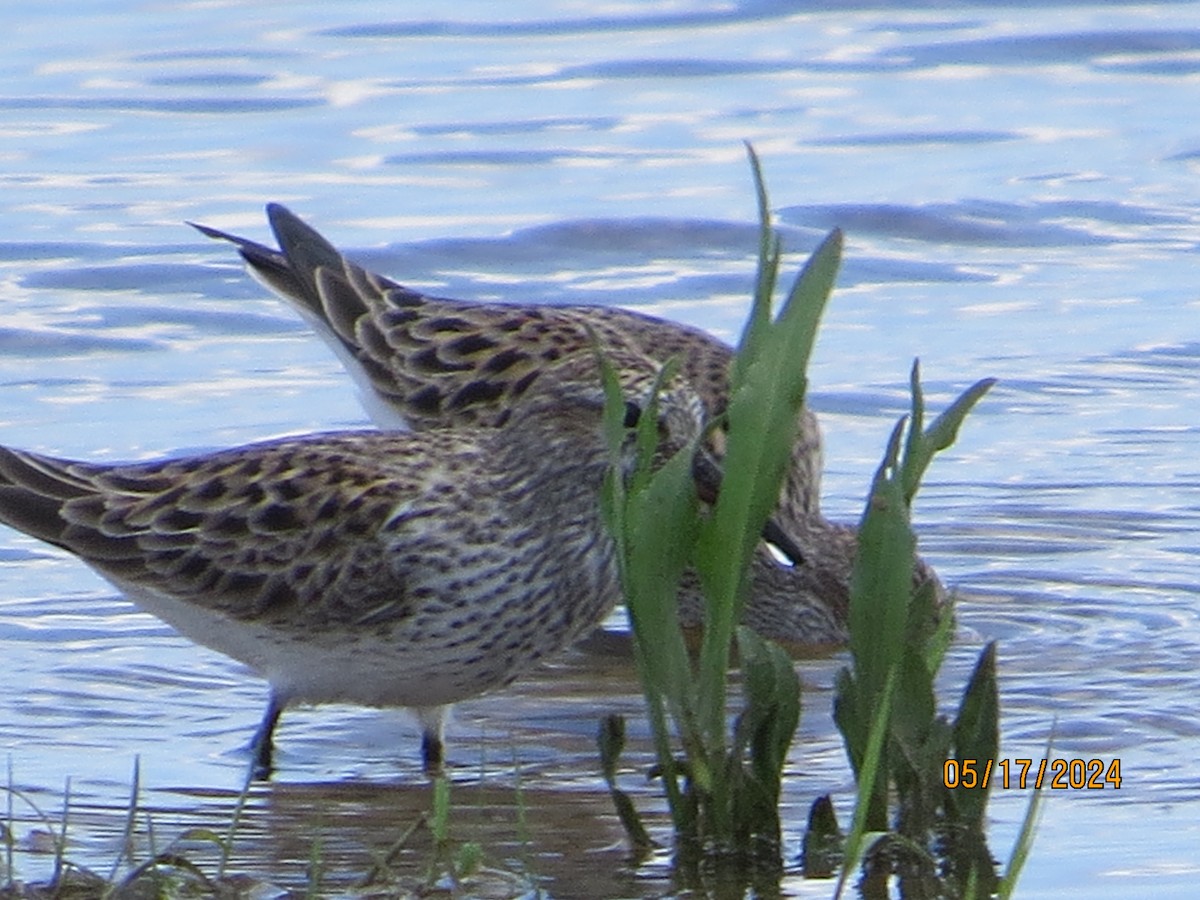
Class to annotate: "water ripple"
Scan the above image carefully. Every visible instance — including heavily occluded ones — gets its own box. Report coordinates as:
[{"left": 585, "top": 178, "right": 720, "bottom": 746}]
[
  {"left": 0, "top": 96, "right": 320, "bottom": 114},
  {"left": 778, "top": 199, "right": 1185, "bottom": 247},
  {"left": 3, "top": 3, "right": 1200, "bottom": 895}
]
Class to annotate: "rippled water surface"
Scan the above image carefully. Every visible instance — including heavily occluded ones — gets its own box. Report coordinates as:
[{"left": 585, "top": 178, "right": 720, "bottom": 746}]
[{"left": 4, "top": 2, "right": 1200, "bottom": 896}]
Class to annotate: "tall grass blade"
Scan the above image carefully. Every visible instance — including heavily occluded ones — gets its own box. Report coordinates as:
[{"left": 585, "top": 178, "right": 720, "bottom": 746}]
[
  {"left": 706, "top": 227, "right": 842, "bottom": 603},
  {"left": 52, "top": 777, "right": 70, "bottom": 890},
  {"left": 998, "top": 724, "right": 1055, "bottom": 898},
  {"left": 598, "top": 346, "right": 701, "bottom": 834},
  {"left": 834, "top": 665, "right": 898, "bottom": 900},
  {"left": 950, "top": 642, "right": 1000, "bottom": 828},
  {"left": 217, "top": 757, "right": 256, "bottom": 879},
  {"left": 431, "top": 776, "right": 450, "bottom": 845},
  {"left": 901, "top": 364, "right": 997, "bottom": 504},
  {"left": 847, "top": 420, "right": 914, "bottom": 707},
  {"left": 736, "top": 626, "right": 800, "bottom": 792},
  {"left": 104, "top": 757, "right": 141, "bottom": 890},
  {"left": 733, "top": 142, "right": 781, "bottom": 384},
  {"left": 696, "top": 225, "right": 841, "bottom": 778}
]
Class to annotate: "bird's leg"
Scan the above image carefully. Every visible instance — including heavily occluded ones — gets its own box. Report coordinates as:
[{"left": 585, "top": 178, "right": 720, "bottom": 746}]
[
  {"left": 249, "top": 694, "right": 283, "bottom": 780},
  {"left": 421, "top": 730, "right": 444, "bottom": 776},
  {"left": 417, "top": 706, "right": 446, "bottom": 776}
]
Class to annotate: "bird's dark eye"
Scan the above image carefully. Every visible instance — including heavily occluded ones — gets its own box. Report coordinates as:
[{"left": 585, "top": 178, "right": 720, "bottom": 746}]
[{"left": 623, "top": 401, "right": 642, "bottom": 429}]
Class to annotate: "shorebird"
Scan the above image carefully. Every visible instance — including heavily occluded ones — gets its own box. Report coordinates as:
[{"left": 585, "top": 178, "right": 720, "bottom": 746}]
[
  {"left": 0, "top": 359, "right": 736, "bottom": 777},
  {"left": 193, "top": 207, "right": 944, "bottom": 643},
  {"left": 191, "top": 206, "right": 825, "bottom": 517}
]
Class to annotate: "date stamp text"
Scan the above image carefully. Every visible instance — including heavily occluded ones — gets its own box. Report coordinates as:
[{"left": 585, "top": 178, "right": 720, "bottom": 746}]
[{"left": 943, "top": 758, "right": 1121, "bottom": 790}]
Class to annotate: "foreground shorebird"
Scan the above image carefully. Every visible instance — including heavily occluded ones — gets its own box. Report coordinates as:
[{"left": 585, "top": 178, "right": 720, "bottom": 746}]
[
  {"left": 0, "top": 360, "right": 736, "bottom": 777},
  {"left": 194, "top": 207, "right": 943, "bottom": 643}
]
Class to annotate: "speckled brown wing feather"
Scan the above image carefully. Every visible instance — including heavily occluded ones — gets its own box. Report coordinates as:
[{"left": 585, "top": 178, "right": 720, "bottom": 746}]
[
  {"left": 197, "top": 207, "right": 721, "bottom": 429},
  {"left": 0, "top": 433, "right": 458, "bottom": 628},
  {"left": 192, "top": 206, "right": 823, "bottom": 515}
]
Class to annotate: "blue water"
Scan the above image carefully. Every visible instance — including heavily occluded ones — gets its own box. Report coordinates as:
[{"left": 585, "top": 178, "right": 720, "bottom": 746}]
[{"left": 3, "top": 2, "right": 1200, "bottom": 896}]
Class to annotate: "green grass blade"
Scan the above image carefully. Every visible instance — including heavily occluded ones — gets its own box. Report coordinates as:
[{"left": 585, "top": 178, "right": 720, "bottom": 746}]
[
  {"left": 736, "top": 625, "right": 801, "bottom": 794},
  {"left": 104, "top": 757, "right": 141, "bottom": 890},
  {"left": 596, "top": 341, "right": 633, "bottom": 464},
  {"left": 998, "top": 723, "right": 1055, "bottom": 898},
  {"left": 834, "top": 665, "right": 899, "bottom": 900},
  {"left": 733, "top": 143, "right": 781, "bottom": 383},
  {"left": 624, "top": 444, "right": 701, "bottom": 717},
  {"left": 431, "top": 776, "right": 450, "bottom": 845},
  {"left": 847, "top": 430, "right": 915, "bottom": 702},
  {"left": 902, "top": 375, "right": 997, "bottom": 504},
  {"left": 951, "top": 642, "right": 1000, "bottom": 828},
  {"left": 924, "top": 376, "right": 998, "bottom": 453},
  {"left": 922, "top": 583, "right": 957, "bottom": 674},
  {"left": 696, "top": 227, "right": 841, "bottom": 746},
  {"left": 902, "top": 360, "right": 926, "bottom": 494},
  {"left": 599, "top": 347, "right": 704, "bottom": 835}
]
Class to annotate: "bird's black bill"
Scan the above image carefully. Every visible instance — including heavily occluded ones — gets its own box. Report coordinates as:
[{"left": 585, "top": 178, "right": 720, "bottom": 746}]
[
  {"left": 763, "top": 518, "right": 805, "bottom": 568},
  {"left": 692, "top": 449, "right": 806, "bottom": 568}
]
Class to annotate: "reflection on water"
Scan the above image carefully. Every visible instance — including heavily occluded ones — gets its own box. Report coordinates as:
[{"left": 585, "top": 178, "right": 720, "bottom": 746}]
[
  {"left": 3, "top": 0, "right": 1200, "bottom": 896},
  {"left": 1, "top": 640, "right": 850, "bottom": 896}
]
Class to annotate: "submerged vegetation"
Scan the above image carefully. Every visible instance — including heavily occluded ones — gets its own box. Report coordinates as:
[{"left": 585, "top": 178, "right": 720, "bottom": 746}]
[{"left": 1, "top": 760, "right": 548, "bottom": 899}]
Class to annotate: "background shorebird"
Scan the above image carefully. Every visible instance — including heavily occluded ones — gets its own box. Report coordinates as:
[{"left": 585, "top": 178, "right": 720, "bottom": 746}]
[{"left": 194, "top": 207, "right": 944, "bottom": 646}]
